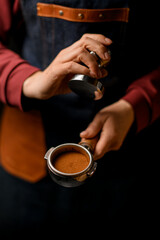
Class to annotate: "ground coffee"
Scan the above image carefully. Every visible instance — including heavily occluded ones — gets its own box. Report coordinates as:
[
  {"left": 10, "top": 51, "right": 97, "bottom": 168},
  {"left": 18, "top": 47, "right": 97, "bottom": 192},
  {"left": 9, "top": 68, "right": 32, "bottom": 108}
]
[{"left": 53, "top": 151, "right": 90, "bottom": 174}]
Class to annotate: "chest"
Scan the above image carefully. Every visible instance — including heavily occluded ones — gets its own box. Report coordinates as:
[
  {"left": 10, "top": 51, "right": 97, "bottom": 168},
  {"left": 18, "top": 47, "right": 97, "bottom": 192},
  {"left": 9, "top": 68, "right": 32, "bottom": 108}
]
[{"left": 20, "top": 0, "right": 129, "bottom": 70}]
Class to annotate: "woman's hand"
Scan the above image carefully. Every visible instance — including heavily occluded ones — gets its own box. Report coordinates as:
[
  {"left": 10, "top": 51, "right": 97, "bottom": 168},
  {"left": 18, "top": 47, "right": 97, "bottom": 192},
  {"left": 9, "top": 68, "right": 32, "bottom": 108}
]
[
  {"left": 22, "top": 34, "right": 112, "bottom": 99},
  {"left": 80, "top": 99, "right": 135, "bottom": 160}
]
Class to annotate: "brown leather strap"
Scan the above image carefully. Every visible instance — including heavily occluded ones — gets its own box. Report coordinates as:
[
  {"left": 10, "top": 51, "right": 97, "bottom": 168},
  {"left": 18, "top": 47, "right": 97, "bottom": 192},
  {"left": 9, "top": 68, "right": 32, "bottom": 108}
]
[
  {"left": 0, "top": 106, "right": 47, "bottom": 182},
  {"left": 37, "top": 3, "right": 129, "bottom": 23}
]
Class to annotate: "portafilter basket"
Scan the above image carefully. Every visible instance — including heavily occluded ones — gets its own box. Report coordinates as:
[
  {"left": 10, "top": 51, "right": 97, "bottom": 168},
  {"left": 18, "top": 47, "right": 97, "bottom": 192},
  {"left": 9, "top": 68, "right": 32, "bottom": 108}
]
[{"left": 44, "top": 137, "right": 98, "bottom": 187}]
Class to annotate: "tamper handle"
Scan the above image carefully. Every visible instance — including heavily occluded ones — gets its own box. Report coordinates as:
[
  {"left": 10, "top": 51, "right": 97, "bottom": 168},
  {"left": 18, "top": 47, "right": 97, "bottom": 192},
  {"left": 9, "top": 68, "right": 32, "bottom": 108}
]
[{"left": 79, "top": 136, "right": 99, "bottom": 153}]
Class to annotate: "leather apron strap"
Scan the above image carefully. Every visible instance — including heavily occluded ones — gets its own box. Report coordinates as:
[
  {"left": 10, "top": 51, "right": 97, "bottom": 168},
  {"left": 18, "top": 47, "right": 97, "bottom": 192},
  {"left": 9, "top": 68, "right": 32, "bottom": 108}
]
[
  {"left": 37, "top": 3, "right": 129, "bottom": 23},
  {"left": 0, "top": 106, "right": 47, "bottom": 182}
]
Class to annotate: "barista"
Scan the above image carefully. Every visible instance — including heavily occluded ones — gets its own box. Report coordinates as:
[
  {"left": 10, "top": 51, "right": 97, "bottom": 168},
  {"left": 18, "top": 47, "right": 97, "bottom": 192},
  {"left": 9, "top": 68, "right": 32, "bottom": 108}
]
[{"left": 0, "top": 0, "right": 160, "bottom": 235}]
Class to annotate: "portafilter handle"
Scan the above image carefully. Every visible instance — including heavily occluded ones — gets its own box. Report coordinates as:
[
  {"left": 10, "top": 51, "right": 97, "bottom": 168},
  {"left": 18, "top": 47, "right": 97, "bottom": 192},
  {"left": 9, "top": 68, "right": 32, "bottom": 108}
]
[{"left": 79, "top": 136, "right": 99, "bottom": 153}]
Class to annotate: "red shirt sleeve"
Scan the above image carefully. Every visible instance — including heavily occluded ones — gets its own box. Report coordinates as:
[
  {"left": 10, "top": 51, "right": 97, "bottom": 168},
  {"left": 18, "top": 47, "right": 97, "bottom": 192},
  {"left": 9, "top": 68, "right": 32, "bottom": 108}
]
[
  {"left": 122, "top": 66, "right": 160, "bottom": 133},
  {"left": 0, "top": 0, "right": 39, "bottom": 110}
]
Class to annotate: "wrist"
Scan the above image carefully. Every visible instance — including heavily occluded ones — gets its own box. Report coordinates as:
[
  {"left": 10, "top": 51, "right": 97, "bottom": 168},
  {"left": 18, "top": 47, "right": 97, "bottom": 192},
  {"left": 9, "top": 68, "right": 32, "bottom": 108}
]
[
  {"left": 118, "top": 99, "right": 135, "bottom": 126},
  {"left": 119, "top": 98, "right": 134, "bottom": 115},
  {"left": 22, "top": 71, "right": 43, "bottom": 99},
  {"left": 122, "top": 89, "right": 150, "bottom": 132}
]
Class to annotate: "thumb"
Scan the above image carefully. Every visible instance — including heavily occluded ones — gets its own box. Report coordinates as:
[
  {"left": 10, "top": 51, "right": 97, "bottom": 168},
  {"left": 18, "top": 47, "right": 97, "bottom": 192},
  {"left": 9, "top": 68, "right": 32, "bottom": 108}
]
[{"left": 80, "top": 116, "right": 103, "bottom": 139}]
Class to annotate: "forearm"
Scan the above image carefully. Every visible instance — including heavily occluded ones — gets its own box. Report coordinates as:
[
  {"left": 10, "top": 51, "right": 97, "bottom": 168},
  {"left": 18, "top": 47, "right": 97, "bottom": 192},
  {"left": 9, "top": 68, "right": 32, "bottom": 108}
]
[
  {"left": 122, "top": 66, "right": 160, "bottom": 132},
  {"left": 0, "top": 0, "right": 40, "bottom": 110},
  {"left": 0, "top": 42, "right": 40, "bottom": 110}
]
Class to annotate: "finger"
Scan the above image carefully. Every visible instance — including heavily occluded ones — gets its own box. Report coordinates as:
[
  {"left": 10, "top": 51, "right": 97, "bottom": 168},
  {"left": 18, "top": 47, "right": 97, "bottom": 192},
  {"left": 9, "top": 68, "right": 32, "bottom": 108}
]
[
  {"left": 93, "top": 124, "right": 122, "bottom": 160},
  {"left": 93, "top": 130, "right": 112, "bottom": 160},
  {"left": 63, "top": 61, "right": 96, "bottom": 78},
  {"left": 57, "top": 47, "right": 102, "bottom": 78},
  {"left": 81, "top": 37, "right": 111, "bottom": 61},
  {"left": 77, "top": 49, "right": 109, "bottom": 78},
  {"left": 82, "top": 34, "right": 112, "bottom": 46},
  {"left": 56, "top": 34, "right": 112, "bottom": 64},
  {"left": 78, "top": 49, "right": 102, "bottom": 78},
  {"left": 81, "top": 34, "right": 112, "bottom": 60},
  {"left": 80, "top": 116, "right": 104, "bottom": 139}
]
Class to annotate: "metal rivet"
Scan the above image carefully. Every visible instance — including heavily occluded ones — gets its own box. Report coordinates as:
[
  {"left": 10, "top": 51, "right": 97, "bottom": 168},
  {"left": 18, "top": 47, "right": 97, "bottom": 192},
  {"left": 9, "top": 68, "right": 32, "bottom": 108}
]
[
  {"left": 99, "top": 13, "right": 104, "bottom": 19},
  {"left": 59, "top": 10, "right": 64, "bottom": 16},
  {"left": 78, "top": 13, "right": 84, "bottom": 19}
]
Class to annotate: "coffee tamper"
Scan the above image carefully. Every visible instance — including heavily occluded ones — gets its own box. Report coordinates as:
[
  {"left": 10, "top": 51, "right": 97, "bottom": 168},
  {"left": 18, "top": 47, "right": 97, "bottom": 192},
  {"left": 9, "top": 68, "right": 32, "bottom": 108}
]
[{"left": 68, "top": 51, "right": 109, "bottom": 100}]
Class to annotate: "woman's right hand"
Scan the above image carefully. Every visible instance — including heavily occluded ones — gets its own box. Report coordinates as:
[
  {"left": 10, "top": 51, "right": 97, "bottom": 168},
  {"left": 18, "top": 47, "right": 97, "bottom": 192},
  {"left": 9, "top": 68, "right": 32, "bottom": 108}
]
[{"left": 22, "top": 34, "right": 112, "bottom": 100}]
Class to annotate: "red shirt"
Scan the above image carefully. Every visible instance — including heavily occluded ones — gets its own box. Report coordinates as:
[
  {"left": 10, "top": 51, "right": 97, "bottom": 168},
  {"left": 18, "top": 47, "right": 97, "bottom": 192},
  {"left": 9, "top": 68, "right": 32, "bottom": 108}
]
[
  {"left": 0, "top": 0, "right": 160, "bottom": 132},
  {"left": 0, "top": 0, "right": 39, "bottom": 111}
]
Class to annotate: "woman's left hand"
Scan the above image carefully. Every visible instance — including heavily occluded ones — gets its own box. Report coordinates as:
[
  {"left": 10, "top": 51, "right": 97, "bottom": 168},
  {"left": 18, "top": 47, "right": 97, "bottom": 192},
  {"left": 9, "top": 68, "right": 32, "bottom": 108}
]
[{"left": 80, "top": 99, "right": 135, "bottom": 160}]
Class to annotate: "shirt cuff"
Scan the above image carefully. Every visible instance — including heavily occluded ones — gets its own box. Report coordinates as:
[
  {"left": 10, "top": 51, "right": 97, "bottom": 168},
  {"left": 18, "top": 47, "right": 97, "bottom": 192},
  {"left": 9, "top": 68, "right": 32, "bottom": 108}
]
[{"left": 6, "top": 62, "right": 40, "bottom": 111}]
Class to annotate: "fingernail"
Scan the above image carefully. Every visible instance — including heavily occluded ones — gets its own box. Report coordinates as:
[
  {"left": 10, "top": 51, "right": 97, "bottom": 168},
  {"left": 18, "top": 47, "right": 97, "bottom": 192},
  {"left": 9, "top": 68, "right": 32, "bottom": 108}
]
[
  {"left": 80, "top": 131, "right": 86, "bottom": 137},
  {"left": 105, "top": 38, "right": 112, "bottom": 44}
]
